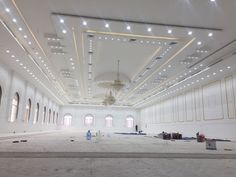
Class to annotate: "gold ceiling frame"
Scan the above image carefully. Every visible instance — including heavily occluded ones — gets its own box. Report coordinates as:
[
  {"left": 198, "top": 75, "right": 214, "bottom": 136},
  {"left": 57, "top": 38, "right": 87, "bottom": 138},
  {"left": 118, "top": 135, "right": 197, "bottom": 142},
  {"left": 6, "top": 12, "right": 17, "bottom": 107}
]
[
  {"left": 12, "top": 0, "right": 68, "bottom": 104},
  {"left": 123, "top": 37, "right": 196, "bottom": 102},
  {"left": 72, "top": 27, "right": 86, "bottom": 99},
  {"left": 84, "top": 30, "right": 169, "bottom": 98},
  {"left": 85, "top": 30, "right": 163, "bottom": 77},
  {"left": 86, "top": 30, "right": 179, "bottom": 41}
]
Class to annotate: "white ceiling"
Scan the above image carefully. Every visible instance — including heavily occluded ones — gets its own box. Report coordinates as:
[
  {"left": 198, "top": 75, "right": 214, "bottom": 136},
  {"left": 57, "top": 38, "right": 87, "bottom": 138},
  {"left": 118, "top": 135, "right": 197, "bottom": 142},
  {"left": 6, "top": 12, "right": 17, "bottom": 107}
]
[{"left": 0, "top": 0, "right": 236, "bottom": 108}]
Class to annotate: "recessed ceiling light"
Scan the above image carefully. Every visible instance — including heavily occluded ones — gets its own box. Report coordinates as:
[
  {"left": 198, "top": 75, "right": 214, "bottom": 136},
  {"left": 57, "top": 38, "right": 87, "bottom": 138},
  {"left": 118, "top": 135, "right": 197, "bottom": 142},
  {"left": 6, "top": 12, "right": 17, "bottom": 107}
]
[
  {"left": 220, "top": 69, "right": 223, "bottom": 72},
  {"left": 5, "top": 8, "right": 10, "bottom": 12},
  {"left": 18, "top": 27, "right": 23, "bottom": 31},
  {"left": 208, "top": 32, "right": 213, "bottom": 37},
  {"left": 83, "top": 21, "right": 87, "bottom": 26},
  {"left": 11, "top": 55, "right": 15, "bottom": 58},
  {"left": 213, "top": 72, "right": 216, "bottom": 75},
  {"left": 12, "top": 18, "right": 17, "bottom": 23},
  {"left": 207, "top": 75, "right": 210, "bottom": 77},
  {"left": 35, "top": 52, "right": 38, "bottom": 55},
  {"left": 70, "top": 58, "right": 73, "bottom": 61},
  {"left": 197, "top": 41, "right": 202, "bottom": 45},
  {"left": 210, "top": 0, "right": 215, "bottom": 2},
  {"left": 126, "top": 25, "right": 131, "bottom": 30},
  {"left": 188, "top": 31, "right": 193, "bottom": 35},
  {"left": 6, "top": 50, "right": 10, "bottom": 53},
  {"left": 28, "top": 41, "right": 32, "bottom": 45},
  {"left": 200, "top": 64, "right": 203, "bottom": 67},
  {"left": 201, "top": 77, "right": 204, "bottom": 80},
  {"left": 24, "top": 35, "right": 27, "bottom": 39},
  {"left": 60, "top": 19, "right": 64, "bottom": 23},
  {"left": 168, "top": 29, "right": 172, "bottom": 34},
  {"left": 62, "top": 29, "right": 67, "bottom": 34},
  {"left": 227, "top": 66, "right": 231, "bottom": 69},
  {"left": 105, "top": 23, "right": 109, "bottom": 28},
  {"left": 16, "top": 59, "right": 19, "bottom": 62},
  {"left": 19, "top": 63, "right": 23, "bottom": 66},
  {"left": 168, "top": 65, "right": 171, "bottom": 68},
  {"left": 147, "top": 27, "right": 152, "bottom": 32},
  {"left": 71, "top": 63, "right": 74, "bottom": 65}
]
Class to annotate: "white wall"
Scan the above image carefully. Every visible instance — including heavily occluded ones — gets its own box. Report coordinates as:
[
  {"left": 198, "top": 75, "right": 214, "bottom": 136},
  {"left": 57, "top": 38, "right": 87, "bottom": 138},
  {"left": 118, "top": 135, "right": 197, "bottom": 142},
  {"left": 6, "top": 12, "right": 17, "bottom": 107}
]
[
  {"left": 60, "top": 106, "right": 139, "bottom": 133},
  {"left": 0, "top": 62, "right": 59, "bottom": 134},
  {"left": 140, "top": 73, "right": 236, "bottom": 140}
]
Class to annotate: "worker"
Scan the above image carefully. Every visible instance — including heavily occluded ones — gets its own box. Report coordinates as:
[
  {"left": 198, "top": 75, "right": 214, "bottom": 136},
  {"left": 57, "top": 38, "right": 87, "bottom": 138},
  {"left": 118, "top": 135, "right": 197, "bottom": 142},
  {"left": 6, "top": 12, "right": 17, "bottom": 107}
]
[{"left": 86, "top": 130, "right": 92, "bottom": 140}]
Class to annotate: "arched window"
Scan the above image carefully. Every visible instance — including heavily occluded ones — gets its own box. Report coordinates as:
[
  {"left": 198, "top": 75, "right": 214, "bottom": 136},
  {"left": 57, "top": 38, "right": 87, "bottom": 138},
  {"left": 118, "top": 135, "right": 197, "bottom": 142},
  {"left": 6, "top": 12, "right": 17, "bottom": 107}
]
[
  {"left": 24, "top": 99, "right": 31, "bottom": 122},
  {"left": 33, "top": 103, "right": 39, "bottom": 124},
  {"left": 84, "top": 114, "right": 94, "bottom": 127},
  {"left": 63, "top": 114, "right": 72, "bottom": 127},
  {"left": 10, "top": 92, "right": 19, "bottom": 122},
  {"left": 0, "top": 86, "right": 2, "bottom": 106},
  {"left": 48, "top": 109, "right": 51, "bottom": 124},
  {"left": 43, "top": 106, "right": 46, "bottom": 124},
  {"left": 53, "top": 111, "right": 55, "bottom": 124},
  {"left": 126, "top": 116, "right": 134, "bottom": 128},
  {"left": 105, "top": 115, "right": 113, "bottom": 128}
]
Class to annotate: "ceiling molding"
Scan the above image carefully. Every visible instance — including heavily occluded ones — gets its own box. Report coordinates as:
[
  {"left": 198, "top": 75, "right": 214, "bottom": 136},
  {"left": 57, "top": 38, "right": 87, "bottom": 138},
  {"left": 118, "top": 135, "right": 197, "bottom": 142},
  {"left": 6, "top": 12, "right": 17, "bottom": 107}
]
[{"left": 52, "top": 12, "right": 223, "bottom": 31}]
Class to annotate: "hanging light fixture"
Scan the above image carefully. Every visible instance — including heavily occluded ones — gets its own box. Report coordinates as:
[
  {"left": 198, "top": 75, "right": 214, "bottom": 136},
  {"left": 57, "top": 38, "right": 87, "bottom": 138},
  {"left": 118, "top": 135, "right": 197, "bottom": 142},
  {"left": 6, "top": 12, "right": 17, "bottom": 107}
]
[
  {"left": 111, "top": 60, "right": 125, "bottom": 91},
  {"left": 103, "top": 90, "right": 116, "bottom": 106}
]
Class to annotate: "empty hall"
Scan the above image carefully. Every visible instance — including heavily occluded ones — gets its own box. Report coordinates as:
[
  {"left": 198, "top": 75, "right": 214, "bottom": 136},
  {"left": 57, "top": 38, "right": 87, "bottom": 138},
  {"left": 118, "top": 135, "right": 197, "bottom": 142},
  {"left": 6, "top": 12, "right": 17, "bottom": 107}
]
[{"left": 0, "top": 0, "right": 236, "bottom": 177}]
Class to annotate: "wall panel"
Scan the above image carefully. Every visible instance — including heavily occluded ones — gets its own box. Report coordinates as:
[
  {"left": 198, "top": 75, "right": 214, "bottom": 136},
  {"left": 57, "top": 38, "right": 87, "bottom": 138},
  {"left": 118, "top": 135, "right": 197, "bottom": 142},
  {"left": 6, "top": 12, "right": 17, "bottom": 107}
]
[
  {"left": 225, "top": 76, "right": 236, "bottom": 119},
  {"left": 203, "top": 81, "right": 223, "bottom": 120}
]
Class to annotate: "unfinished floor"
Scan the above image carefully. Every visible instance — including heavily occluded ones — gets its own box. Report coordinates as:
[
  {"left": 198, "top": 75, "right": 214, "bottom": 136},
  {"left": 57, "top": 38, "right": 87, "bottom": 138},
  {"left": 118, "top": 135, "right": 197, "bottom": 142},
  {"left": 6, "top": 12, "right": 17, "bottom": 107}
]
[{"left": 0, "top": 131, "right": 236, "bottom": 177}]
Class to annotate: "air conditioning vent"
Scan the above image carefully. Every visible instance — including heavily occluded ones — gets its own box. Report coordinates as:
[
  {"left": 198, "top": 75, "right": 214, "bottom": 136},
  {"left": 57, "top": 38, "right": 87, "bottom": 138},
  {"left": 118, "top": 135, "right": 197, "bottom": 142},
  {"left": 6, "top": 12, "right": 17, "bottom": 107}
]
[
  {"left": 87, "top": 34, "right": 94, "bottom": 38},
  {"left": 156, "top": 57, "right": 162, "bottom": 60},
  {"left": 129, "top": 38, "right": 137, "bottom": 42},
  {"left": 169, "top": 41, "right": 178, "bottom": 45}
]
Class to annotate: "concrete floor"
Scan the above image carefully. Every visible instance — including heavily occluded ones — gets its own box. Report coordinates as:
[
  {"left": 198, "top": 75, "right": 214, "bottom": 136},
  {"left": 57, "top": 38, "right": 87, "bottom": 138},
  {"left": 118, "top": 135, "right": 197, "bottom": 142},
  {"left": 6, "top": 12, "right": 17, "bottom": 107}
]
[{"left": 0, "top": 131, "right": 236, "bottom": 177}]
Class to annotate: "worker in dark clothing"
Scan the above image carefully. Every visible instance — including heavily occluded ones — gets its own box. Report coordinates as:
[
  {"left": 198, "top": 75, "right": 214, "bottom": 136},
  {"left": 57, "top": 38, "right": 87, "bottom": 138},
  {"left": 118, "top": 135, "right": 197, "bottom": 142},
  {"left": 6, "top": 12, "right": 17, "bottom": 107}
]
[{"left": 135, "top": 124, "right": 138, "bottom": 132}]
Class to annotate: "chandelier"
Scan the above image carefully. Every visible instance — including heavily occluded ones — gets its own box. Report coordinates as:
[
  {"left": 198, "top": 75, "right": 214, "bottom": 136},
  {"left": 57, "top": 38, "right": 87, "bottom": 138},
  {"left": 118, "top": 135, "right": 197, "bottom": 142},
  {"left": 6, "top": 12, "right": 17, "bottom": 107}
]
[
  {"left": 102, "top": 90, "right": 116, "bottom": 106},
  {"left": 111, "top": 60, "right": 124, "bottom": 91}
]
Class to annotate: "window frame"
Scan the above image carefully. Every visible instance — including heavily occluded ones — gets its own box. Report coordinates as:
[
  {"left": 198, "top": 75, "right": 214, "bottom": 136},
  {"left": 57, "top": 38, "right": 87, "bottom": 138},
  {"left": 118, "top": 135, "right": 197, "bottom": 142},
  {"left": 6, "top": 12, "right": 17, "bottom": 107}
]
[
  {"left": 24, "top": 98, "right": 31, "bottom": 122},
  {"left": 105, "top": 115, "right": 113, "bottom": 128},
  {"left": 9, "top": 92, "right": 20, "bottom": 122},
  {"left": 84, "top": 114, "right": 94, "bottom": 127},
  {"left": 126, "top": 116, "right": 134, "bottom": 128}
]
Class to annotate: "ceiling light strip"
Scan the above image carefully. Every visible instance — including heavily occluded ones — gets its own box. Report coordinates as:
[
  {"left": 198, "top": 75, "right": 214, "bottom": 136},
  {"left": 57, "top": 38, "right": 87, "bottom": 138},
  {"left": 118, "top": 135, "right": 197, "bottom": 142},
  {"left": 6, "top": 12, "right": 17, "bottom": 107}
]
[
  {"left": 12, "top": 0, "right": 48, "bottom": 59},
  {"left": 0, "top": 17, "right": 65, "bottom": 105},
  {"left": 0, "top": 18, "right": 25, "bottom": 51},
  {"left": 72, "top": 28, "right": 86, "bottom": 97},
  {"left": 123, "top": 38, "right": 196, "bottom": 101},
  {"left": 86, "top": 30, "right": 179, "bottom": 40},
  {"left": 11, "top": 0, "right": 67, "bottom": 104},
  {"left": 133, "top": 67, "right": 210, "bottom": 107},
  {"left": 52, "top": 12, "right": 223, "bottom": 31}
]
